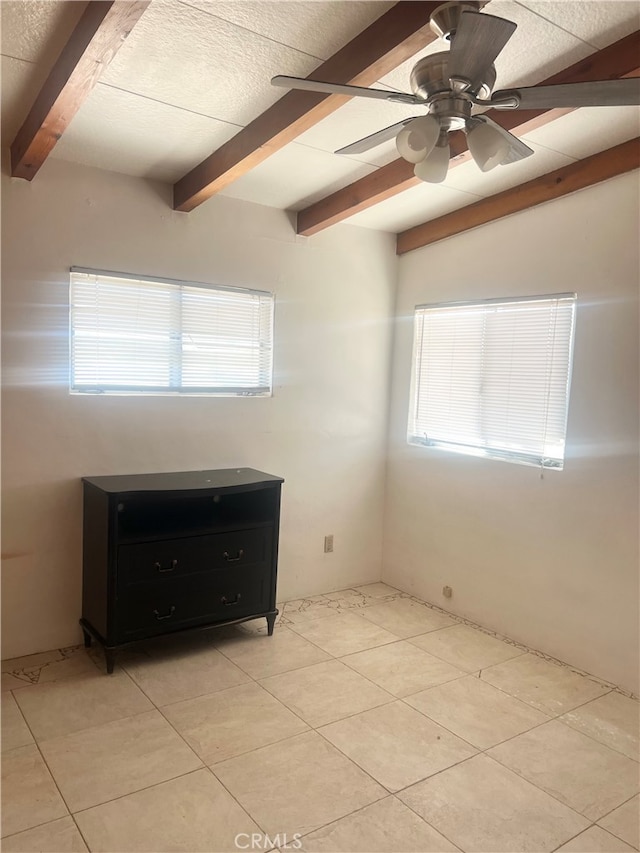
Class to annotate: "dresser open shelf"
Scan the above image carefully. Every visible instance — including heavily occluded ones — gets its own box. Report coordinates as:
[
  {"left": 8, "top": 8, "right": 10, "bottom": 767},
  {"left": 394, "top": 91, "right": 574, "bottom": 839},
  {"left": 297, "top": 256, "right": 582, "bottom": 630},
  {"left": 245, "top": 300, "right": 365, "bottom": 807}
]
[{"left": 80, "top": 468, "right": 284, "bottom": 673}]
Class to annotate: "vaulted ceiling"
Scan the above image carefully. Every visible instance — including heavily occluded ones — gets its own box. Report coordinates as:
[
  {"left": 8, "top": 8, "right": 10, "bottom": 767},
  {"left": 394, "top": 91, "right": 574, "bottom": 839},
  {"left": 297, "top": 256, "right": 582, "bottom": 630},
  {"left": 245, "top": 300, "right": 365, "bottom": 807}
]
[{"left": 2, "top": 0, "right": 639, "bottom": 251}]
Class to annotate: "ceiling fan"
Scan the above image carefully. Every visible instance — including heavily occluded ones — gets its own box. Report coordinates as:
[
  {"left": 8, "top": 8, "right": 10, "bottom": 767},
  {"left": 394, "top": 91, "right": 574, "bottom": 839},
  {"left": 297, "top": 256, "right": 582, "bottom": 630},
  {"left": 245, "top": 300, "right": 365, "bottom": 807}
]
[{"left": 271, "top": 1, "right": 640, "bottom": 184}]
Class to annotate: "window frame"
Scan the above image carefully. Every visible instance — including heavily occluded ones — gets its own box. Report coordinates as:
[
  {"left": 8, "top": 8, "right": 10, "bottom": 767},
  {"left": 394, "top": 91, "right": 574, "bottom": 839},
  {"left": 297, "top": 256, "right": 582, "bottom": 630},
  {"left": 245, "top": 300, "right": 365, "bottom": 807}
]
[
  {"left": 69, "top": 267, "right": 275, "bottom": 397},
  {"left": 407, "top": 292, "right": 577, "bottom": 470}
]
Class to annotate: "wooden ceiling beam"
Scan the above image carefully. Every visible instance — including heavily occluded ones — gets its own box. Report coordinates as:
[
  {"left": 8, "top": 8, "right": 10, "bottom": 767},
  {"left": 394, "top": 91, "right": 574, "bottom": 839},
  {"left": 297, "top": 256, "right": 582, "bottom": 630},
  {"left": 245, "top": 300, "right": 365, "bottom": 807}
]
[
  {"left": 297, "top": 30, "right": 640, "bottom": 236},
  {"left": 172, "top": 2, "right": 445, "bottom": 213},
  {"left": 396, "top": 137, "right": 640, "bottom": 254},
  {"left": 10, "top": 1, "right": 150, "bottom": 181}
]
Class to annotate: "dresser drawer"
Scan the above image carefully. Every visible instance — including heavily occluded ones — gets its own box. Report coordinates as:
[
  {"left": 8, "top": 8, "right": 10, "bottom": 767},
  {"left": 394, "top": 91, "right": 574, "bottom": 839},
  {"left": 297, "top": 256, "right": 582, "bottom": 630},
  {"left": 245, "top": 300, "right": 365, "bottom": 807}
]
[
  {"left": 118, "top": 527, "right": 271, "bottom": 585},
  {"left": 116, "top": 566, "right": 271, "bottom": 641}
]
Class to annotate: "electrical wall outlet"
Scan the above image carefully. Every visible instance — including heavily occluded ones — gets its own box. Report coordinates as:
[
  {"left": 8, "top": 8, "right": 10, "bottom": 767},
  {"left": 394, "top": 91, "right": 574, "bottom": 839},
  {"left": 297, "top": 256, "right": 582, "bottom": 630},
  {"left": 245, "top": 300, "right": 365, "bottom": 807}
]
[
  {"left": 442, "top": 585, "right": 453, "bottom": 598},
  {"left": 324, "top": 534, "right": 334, "bottom": 553}
]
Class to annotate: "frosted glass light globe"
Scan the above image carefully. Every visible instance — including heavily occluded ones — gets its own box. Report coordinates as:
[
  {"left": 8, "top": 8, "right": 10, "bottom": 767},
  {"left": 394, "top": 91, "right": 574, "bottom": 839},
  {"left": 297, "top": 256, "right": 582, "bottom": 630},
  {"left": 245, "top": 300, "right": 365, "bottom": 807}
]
[
  {"left": 414, "top": 140, "right": 450, "bottom": 183},
  {"left": 396, "top": 116, "right": 440, "bottom": 164},
  {"left": 468, "top": 122, "right": 510, "bottom": 172}
]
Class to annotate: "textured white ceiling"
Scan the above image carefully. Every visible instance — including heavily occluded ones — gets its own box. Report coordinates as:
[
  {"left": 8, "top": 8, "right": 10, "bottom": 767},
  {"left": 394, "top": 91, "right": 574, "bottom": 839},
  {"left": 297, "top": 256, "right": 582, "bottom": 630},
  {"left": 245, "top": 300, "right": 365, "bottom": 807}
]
[
  {"left": 99, "top": 0, "right": 323, "bottom": 126},
  {"left": 516, "top": 0, "right": 640, "bottom": 50},
  {"left": 1, "top": 0, "right": 638, "bottom": 232},
  {"left": 0, "top": 0, "right": 85, "bottom": 64},
  {"left": 519, "top": 104, "right": 640, "bottom": 161},
  {"left": 183, "top": 1, "right": 396, "bottom": 60},
  {"left": 348, "top": 140, "right": 577, "bottom": 232},
  {"left": 346, "top": 180, "right": 485, "bottom": 233}
]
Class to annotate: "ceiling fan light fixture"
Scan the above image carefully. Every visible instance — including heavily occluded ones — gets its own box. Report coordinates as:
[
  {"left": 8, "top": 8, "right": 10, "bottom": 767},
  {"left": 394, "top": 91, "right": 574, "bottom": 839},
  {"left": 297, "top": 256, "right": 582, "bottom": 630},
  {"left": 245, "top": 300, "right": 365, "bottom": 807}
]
[
  {"left": 396, "top": 115, "right": 440, "bottom": 164},
  {"left": 467, "top": 121, "right": 510, "bottom": 172},
  {"left": 414, "top": 135, "right": 450, "bottom": 183}
]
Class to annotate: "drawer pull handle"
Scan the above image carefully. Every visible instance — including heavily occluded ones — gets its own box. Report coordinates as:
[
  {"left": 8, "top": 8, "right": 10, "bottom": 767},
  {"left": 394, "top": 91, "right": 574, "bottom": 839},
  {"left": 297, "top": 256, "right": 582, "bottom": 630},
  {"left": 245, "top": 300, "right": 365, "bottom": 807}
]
[
  {"left": 221, "top": 594, "right": 242, "bottom": 606},
  {"left": 153, "top": 606, "right": 176, "bottom": 621},
  {"left": 154, "top": 559, "right": 178, "bottom": 573},
  {"left": 223, "top": 549, "right": 244, "bottom": 563}
]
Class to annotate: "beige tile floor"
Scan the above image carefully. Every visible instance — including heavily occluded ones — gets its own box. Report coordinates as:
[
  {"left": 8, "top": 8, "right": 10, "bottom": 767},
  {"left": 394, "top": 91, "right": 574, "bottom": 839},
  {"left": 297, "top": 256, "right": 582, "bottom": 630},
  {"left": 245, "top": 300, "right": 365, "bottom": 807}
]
[{"left": 1, "top": 584, "right": 638, "bottom": 853}]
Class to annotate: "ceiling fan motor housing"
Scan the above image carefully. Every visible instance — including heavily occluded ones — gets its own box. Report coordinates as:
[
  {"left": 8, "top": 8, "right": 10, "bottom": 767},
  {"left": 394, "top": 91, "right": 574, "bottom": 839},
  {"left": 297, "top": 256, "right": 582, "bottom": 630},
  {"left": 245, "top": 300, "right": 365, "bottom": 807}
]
[
  {"left": 413, "top": 3, "right": 497, "bottom": 135},
  {"left": 429, "top": 1, "right": 482, "bottom": 40},
  {"left": 410, "top": 52, "right": 495, "bottom": 101}
]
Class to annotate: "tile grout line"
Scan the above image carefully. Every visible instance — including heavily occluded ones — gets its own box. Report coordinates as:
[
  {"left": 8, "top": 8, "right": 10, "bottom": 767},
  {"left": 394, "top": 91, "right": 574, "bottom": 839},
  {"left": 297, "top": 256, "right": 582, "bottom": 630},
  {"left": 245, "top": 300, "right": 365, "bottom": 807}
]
[
  {"left": 123, "top": 641, "right": 305, "bottom": 840},
  {"left": 588, "top": 790, "right": 640, "bottom": 850},
  {"left": 215, "top": 644, "right": 396, "bottom": 802},
  {"left": 14, "top": 668, "right": 167, "bottom": 742},
  {"left": 471, "top": 671, "right": 638, "bottom": 764},
  {"left": 210, "top": 608, "right": 345, "bottom": 673},
  {"left": 597, "top": 824, "right": 639, "bottom": 851},
  {"left": 67, "top": 653, "right": 273, "bottom": 841},
  {"left": 405, "top": 634, "right": 527, "bottom": 670},
  {"left": 69, "top": 766, "right": 226, "bottom": 821},
  {"left": 284, "top": 618, "right": 413, "bottom": 658},
  {"left": 193, "top": 619, "right": 423, "bottom": 841},
  {"left": 473, "top": 667, "right": 612, "bottom": 718},
  {"left": 596, "top": 790, "right": 640, "bottom": 821},
  {"left": 2, "top": 696, "right": 77, "bottom": 841},
  {"left": 391, "top": 748, "right": 592, "bottom": 853},
  {"left": 395, "top": 790, "right": 465, "bottom": 852},
  {"left": 285, "top": 585, "right": 637, "bottom": 699},
  {"left": 1, "top": 814, "right": 90, "bottom": 848},
  {"left": 443, "top": 706, "right": 637, "bottom": 820},
  {"left": 33, "top": 706, "right": 202, "bottom": 777},
  {"left": 547, "top": 820, "right": 629, "bottom": 853},
  {"left": 272, "top": 646, "right": 486, "bottom": 839},
  {"left": 198, "top": 632, "right": 409, "bottom": 842},
  {"left": 169, "top": 630, "right": 404, "bottom": 841},
  {"left": 392, "top": 590, "right": 637, "bottom": 700},
  {"left": 370, "top": 682, "right": 637, "bottom": 820},
  {"left": 10, "top": 661, "right": 225, "bottom": 837},
  {"left": 3, "top": 646, "right": 101, "bottom": 688},
  {"left": 71, "top": 812, "right": 92, "bottom": 853},
  {"left": 277, "top": 594, "right": 488, "bottom": 729},
  {"left": 258, "top": 678, "right": 398, "bottom": 731},
  {"left": 485, "top": 743, "right": 637, "bottom": 827},
  {"left": 337, "top": 646, "right": 469, "bottom": 690},
  {"left": 295, "top": 790, "right": 463, "bottom": 851},
  {"left": 551, "top": 699, "right": 640, "bottom": 763}
]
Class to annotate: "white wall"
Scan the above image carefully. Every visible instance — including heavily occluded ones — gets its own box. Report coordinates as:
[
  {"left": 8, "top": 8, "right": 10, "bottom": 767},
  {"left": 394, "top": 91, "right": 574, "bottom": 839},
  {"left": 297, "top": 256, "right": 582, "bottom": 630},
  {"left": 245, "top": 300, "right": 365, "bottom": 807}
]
[
  {"left": 3, "top": 157, "right": 638, "bottom": 694},
  {"left": 1, "top": 158, "right": 396, "bottom": 659},
  {"left": 383, "top": 172, "right": 640, "bottom": 694}
]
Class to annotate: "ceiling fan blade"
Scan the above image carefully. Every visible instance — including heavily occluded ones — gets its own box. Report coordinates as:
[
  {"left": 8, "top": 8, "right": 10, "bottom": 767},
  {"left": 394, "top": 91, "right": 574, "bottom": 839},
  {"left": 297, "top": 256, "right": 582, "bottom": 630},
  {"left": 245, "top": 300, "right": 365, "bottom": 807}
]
[
  {"left": 447, "top": 11, "right": 517, "bottom": 88},
  {"left": 491, "top": 78, "right": 640, "bottom": 110},
  {"left": 336, "top": 119, "right": 422, "bottom": 156},
  {"left": 271, "top": 75, "right": 422, "bottom": 105},
  {"left": 469, "top": 116, "right": 534, "bottom": 164}
]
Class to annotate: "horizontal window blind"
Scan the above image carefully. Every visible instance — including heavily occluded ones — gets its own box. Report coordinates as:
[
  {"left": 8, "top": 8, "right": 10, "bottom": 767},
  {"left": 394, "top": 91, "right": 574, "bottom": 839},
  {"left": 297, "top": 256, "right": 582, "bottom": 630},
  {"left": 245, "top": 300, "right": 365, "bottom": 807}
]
[
  {"left": 70, "top": 270, "right": 274, "bottom": 395},
  {"left": 408, "top": 294, "right": 576, "bottom": 469}
]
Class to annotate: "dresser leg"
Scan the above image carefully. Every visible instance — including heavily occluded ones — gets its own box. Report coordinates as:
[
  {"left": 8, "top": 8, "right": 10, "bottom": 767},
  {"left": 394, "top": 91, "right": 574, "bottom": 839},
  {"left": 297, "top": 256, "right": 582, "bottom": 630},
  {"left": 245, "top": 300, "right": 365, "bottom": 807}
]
[
  {"left": 105, "top": 649, "right": 116, "bottom": 674},
  {"left": 266, "top": 613, "right": 276, "bottom": 636},
  {"left": 82, "top": 629, "right": 92, "bottom": 649}
]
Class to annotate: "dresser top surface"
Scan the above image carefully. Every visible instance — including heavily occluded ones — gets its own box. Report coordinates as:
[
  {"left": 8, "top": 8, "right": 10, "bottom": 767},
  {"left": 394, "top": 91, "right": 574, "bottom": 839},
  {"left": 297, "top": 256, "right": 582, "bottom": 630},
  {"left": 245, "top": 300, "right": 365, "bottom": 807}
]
[{"left": 82, "top": 468, "right": 284, "bottom": 494}]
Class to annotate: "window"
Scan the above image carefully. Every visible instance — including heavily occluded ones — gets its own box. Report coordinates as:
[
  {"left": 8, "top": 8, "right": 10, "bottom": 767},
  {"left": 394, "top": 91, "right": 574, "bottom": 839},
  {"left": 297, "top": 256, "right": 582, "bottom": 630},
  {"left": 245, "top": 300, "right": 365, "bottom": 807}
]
[
  {"left": 407, "top": 293, "right": 576, "bottom": 469},
  {"left": 70, "top": 269, "right": 274, "bottom": 396}
]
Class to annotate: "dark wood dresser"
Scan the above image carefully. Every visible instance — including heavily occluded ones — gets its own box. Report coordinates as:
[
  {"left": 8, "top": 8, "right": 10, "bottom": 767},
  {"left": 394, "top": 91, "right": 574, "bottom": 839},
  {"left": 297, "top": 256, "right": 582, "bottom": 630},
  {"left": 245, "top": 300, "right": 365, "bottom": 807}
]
[{"left": 80, "top": 468, "right": 283, "bottom": 673}]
